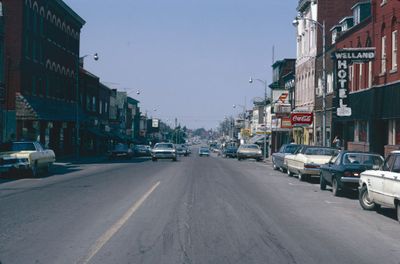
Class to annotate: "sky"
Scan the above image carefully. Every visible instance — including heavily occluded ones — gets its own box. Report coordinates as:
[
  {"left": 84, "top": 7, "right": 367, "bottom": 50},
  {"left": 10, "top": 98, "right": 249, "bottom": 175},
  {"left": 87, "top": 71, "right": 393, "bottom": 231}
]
[{"left": 64, "top": 0, "right": 297, "bottom": 129}]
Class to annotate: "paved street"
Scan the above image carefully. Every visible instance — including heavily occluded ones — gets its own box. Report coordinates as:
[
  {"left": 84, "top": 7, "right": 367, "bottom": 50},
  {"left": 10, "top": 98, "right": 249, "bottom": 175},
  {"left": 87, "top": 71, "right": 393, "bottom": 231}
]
[{"left": 1, "top": 150, "right": 400, "bottom": 264}]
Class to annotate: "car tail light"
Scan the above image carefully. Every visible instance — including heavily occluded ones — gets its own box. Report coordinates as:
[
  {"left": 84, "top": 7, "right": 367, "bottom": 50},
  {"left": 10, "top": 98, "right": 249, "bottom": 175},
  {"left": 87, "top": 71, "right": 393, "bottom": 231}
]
[
  {"left": 344, "top": 171, "right": 360, "bottom": 177},
  {"left": 304, "top": 163, "right": 320, "bottom": 169}
]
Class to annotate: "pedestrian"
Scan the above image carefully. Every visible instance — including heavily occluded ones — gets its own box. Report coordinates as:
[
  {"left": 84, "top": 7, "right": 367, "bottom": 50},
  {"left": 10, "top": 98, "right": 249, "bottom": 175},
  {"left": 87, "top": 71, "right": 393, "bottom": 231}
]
[{"left": 333, "top": 135, "right": 342, "bottom": 149}]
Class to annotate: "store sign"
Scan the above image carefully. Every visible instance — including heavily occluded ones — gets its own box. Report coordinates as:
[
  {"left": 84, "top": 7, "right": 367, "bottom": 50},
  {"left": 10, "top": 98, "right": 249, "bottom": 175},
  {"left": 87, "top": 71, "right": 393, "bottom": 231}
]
[
  {"left": 152, "top": 118, "right": 159, "bottom": 128},
  {"left": 281, "top": 117, "right": 292, "bottom": 129},
  {"left": 290, "top": 113, "right": 313, "bottom": 125},
  {"left": 334, "top": 48, "right": 375, "bottom": 117},
  {"left": 274, "top": 103, "right": 291, "bottom": 117}
]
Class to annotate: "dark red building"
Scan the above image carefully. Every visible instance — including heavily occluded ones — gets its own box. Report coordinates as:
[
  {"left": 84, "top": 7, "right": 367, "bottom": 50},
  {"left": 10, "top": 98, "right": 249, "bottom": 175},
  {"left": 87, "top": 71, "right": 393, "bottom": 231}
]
[
  {"left": 3, "top": 0, "right": 85, "bottom": 155},
  {"left": 333, "top": 0, "right": 400, "bottom": 156}
]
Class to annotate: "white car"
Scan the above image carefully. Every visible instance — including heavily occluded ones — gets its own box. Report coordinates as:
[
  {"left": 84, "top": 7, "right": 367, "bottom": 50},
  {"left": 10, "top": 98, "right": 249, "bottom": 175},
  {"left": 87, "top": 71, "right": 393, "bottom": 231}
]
[
  {"left": 285, "top": 145, "right": 338, "bottom": 181},
  {"left": 359, "top": 151, "right": 400, "bottom": 222}
]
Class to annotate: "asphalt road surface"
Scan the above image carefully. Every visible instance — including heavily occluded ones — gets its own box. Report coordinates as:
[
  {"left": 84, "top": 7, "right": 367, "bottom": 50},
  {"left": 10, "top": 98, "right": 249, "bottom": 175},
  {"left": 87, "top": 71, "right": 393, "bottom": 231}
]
[{"left": 1, "top": 150, "right": 400, "bottom": 264}]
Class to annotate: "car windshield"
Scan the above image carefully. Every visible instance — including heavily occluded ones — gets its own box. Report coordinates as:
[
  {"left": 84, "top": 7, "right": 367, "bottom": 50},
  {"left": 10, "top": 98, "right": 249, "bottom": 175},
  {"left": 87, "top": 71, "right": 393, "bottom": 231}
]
[
  {"left": 343, "top": 153, "right": 384, "bottom": 166},
  {"left": 304, "top": 147, "right": 336, "bottom": 156},
  {"left": 10, "top": 142, "right": 36, "bottom": 151},
  {"left": 285, "top": 145, "right": 300, "bottom": 153},
  {"left": 155, "top": 144, "right": 174, "bottom": 149}
]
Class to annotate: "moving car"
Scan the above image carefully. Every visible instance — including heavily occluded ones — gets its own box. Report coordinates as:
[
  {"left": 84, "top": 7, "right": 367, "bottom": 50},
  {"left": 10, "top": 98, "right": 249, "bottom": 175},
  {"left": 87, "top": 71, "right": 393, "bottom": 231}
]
[
  {"left": 0, "top": 141, "right": 55, "bottom": 177},
  {"left": 237, "top": 144, "right": 263, "bottom": 161},
  {"left": 198, "top": 147, "right": 210, "bottom": 157},
  {"left": 272, "top": 144, "right": 301, "bottom": 172},
  {"left": 175, "top": 144, "right": 189, "bottom": 156},
  {"left": 320, "top": 151, "right": 384, "bottom": 196},
  {"left": 109, "top": 143, "right": 133, "bottom": 159},
  {"left": 133, "top": 145, "right": 152, "bottom": 157},
  {"left": 359, "top": 151, "right": 400, "bottom": 222},
  {"left": 285, "top": 145, "right": 338, "bottom": 181},
  {"left": 151, "top": 143, "right": 177, "bottom": 161},
  {"left": 223, "top": 146, "right": 238, "bottom": 158}
]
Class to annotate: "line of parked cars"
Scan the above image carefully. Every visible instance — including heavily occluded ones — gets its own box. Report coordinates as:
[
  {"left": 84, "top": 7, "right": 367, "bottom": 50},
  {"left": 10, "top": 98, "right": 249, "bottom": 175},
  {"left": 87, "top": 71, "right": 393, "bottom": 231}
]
[
  {"left": 272, "top": 144, "right": 400, "bottom": 223},
  {"left": 220, "top": 144, "right": 263, "bottom": 161}
]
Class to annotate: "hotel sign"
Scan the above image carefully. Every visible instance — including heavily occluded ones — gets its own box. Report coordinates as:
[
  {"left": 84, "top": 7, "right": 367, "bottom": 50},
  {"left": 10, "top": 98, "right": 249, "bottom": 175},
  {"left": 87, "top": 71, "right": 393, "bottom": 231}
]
[{"left": 333, "top": 48, "right": 375, "bottom": 117}]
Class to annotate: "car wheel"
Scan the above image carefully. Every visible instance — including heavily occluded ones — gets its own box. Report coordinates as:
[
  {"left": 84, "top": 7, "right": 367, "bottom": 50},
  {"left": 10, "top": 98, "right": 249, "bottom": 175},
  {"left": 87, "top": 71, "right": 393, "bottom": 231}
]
[
  {"left": 359, "top": 185, "right": 376, "bottom": 210},
  {"left": 152, "top": 158, "right": 157, "bottom": 162},
  {"left": 31, "top": 163, "right": 39, "bottom": 178},
  {"left": 287, "top": 168, "right": 293, "bottom": 177},
  {"left": 320, "top": 173, "right": 327, "bottom": 190},
  {"left": 298, "top": 173, "right": 306, "bottom": 181},
  {"left": 397, "top": 203, "right": 400, "bottom": 224},
  {"left": 272, "top": 159, "right": 278, "bottom": 170},
  {"left": 332, "top": 178, "right": 341, "bottom": 196},
  {"left": 172, "top": 157, "right": 177, "bottom": 162}
]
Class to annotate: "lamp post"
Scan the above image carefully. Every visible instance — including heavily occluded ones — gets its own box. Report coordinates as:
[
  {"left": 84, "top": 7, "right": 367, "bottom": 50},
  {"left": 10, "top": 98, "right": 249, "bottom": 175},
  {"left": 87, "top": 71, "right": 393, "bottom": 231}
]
[
  {"left": 293, "top": 16, "right": 327, "bottom": 146},
  {"left": 249, "top": 77, "right": 269, "bottom": 159},
  {"left": 76, "top": 53, "right": 98, "bottom": 158}
]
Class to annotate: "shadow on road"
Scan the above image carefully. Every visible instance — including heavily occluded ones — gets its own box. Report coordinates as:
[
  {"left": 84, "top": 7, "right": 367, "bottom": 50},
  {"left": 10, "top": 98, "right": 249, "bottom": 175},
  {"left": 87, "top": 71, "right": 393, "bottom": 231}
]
[{"left": 0, "top": 157, "right": 152, "bottom": 185}]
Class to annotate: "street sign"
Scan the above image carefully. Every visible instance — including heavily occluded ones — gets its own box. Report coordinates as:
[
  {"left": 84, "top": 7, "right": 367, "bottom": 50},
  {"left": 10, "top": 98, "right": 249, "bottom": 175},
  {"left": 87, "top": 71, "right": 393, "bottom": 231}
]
[{"left": 337, "top": 107, "right": 352, "bottom": 117}]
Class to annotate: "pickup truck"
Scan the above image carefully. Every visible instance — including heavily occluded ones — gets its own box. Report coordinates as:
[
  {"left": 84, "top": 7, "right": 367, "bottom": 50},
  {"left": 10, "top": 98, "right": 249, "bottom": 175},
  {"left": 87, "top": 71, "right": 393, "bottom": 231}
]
[
  {"left": 0, "top": 141, "right": 56, "bottom": 177},
  {"left": 359, "top": 151, "right": 400, "bottom": 222}
]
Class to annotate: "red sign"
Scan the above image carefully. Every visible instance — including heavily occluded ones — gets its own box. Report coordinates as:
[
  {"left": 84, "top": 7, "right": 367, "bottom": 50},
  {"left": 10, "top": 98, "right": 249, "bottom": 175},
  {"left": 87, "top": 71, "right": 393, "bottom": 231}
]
[{"left": 290, "top": 113, "right": 313, "bottom": 125}]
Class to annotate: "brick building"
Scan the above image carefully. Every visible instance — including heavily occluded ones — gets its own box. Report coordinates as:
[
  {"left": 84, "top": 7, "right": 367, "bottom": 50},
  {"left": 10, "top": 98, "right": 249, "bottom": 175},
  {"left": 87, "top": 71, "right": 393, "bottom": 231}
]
[
  {"left": 3, "top": 0, "right": 85, "bottom": 155},
  {"left": 332, "top": 0, "right": 400, "bottom": 156}
]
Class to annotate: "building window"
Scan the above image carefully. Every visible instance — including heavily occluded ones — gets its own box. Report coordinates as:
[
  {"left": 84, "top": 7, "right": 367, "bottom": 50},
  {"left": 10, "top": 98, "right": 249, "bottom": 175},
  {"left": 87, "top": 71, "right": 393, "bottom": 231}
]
[
  {"left": 99, "top": 100, "right": 103, "bottom": 114},
  {"left": 392, "top": 30, "right": 398, "bottom": 71},
  {"left": 359, "top": 63, "right": 363, "bottom": 90},
  {"left": 381, "top": 35, "right": 387, "bottom": 74},
  {"left": 368, "top": 61, "right": 373, "bottom": 88}
]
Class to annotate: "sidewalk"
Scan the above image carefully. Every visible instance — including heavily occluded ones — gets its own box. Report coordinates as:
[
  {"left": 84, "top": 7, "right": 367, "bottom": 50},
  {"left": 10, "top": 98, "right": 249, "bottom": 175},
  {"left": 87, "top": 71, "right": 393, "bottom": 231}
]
[{"left": 55, "top": 154, "right": 108, "bottom": 165}]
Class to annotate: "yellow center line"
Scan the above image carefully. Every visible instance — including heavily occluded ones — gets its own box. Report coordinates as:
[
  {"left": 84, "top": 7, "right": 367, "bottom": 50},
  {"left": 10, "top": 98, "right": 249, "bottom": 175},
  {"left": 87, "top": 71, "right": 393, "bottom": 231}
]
[{"left": 77, "top": 181, "right": 161, "bottom": 264}]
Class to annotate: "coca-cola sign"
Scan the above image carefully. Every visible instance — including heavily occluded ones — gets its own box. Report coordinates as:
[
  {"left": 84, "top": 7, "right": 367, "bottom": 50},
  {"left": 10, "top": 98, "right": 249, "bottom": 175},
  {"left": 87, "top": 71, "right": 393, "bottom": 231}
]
[{"left": 290, "top": 113, "right": 313, "bottom": 125}]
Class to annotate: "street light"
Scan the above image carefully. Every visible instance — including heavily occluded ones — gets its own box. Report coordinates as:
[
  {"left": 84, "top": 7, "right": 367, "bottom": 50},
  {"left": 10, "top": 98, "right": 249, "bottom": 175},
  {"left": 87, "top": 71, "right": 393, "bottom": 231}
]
[
  {"left": 293, "top": 15, "right": 327, "bottom": 147},
  {"left": 76, "top": 53, "right": 99, "bottom": 158},
  {"left": 249, "top": 77, "right": 269, "bottom": 159}
]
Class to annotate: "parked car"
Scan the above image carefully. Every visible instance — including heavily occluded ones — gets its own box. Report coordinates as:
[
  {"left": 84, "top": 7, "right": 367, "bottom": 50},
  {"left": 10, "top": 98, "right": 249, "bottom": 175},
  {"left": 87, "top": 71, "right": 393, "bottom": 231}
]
[
  {"left": 237, "top": 144, "right": 263, "bottom": 161},
  {"left": 285, "top": 145, "right": 338, "bottom": 181},
  {"left": 133, "top": 145, "right": 152, "bottom": 157},
  {"left": 0, "top": 156, "right": 30, "bottom": 176},
  {"left": 223, "top": 146, "right": 238, "bottom": 158},
  {"left": 0, "top": 141, "right": 56, "bottom": 177},
  {"left": 320, "top": 151, "right": 384, "bottom": 196},
  {"left": 109, "top": 143, "right": 133, "bottom": 159},
  {"left": 198, "top": 147, "right": 210, "bottom": 157},
  {"left": 358, "top": 151, "right": 400, "bottom": 221},
  {"left": 151, "top": 143, "right": 177, "bottom": 161},
  {"left": 272, "top": 144, "right": 302, "bottom": 172}
]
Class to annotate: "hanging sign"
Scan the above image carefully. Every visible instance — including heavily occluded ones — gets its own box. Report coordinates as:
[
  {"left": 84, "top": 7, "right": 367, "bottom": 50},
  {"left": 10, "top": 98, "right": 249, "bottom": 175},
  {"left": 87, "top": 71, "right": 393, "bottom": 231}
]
[{"left": 333, "top": 48, "right": 375, "bottom": 117}]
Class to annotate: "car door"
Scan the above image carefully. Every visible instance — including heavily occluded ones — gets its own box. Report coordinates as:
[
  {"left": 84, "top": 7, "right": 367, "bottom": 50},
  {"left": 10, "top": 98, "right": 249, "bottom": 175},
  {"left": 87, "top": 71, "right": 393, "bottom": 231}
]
[
  {"left": 382, "top": 155, "right": 400, "bottom": 207},
  {"left": 370, "top": 155, "right": 395, "bottom": 204},
  {"left": 325, "top": 154, "right": 341, "bottom": 185},
  {"left": 33, "top": 142, "right": 45, "bottom": 168}
]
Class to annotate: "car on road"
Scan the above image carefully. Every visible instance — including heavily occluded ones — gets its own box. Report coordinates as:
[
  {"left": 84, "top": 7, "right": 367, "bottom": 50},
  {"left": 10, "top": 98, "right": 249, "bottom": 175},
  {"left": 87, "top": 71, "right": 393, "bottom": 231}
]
[
  {"left": 272, "top": 144, "right": 301, "bottom": 172},
  {"left": 320, "top": 151, "right": 384, "bottom": 196},
  {"left": 198, "top": 147, "right": 210, "bottom": 157},
  {"left": 175, "top": 144, "right": 190, "bottom": 156},
  {"left": 0, "top": 141, "right": 55, "bottom": 177},
  {"left": 109, "top": 143, "right": 133, "bottom": 159},
  {"left": 133, "top": 145, "right": 152, "bottom": 157},
  {"left": 358, "top": 151, "right": 400, "bottom": 222},
  {"left": 0, "top": 155, "right": 30, "bottom": 176},
  {"left": 151, "top": 143, "right": 177, "bottom": 161},
  {"left": 237, "top": 144, "right": 263, "bottom": 161},
  {"left": 285, "top": 145, "right": 338, "bottom": 181},
  {"left": 222, "top": 146, "right": 238, "bottom": 158}
]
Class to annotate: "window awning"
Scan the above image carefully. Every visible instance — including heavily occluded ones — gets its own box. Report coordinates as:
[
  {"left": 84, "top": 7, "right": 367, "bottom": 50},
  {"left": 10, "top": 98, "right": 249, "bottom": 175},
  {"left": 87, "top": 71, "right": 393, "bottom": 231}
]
[{"left": 16, "top": 94, "right": 86, "bottom": 122}]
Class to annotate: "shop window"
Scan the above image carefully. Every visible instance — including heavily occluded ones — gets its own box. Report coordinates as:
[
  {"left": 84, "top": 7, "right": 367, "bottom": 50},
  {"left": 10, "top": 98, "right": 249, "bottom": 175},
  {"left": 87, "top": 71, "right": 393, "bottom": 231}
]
[
  {"left": 359, "top": 121, "right": 368, "bottom": 142},
  {"left": 396, "top": 120, "right": 400, "bottom": 145}
]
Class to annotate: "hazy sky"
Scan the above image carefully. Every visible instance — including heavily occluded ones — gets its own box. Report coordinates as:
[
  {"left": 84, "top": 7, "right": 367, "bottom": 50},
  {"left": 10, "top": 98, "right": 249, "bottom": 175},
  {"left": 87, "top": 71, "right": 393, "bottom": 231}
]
[{"left": 64, "top": 0, "right": 297, "bottom": 129}]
